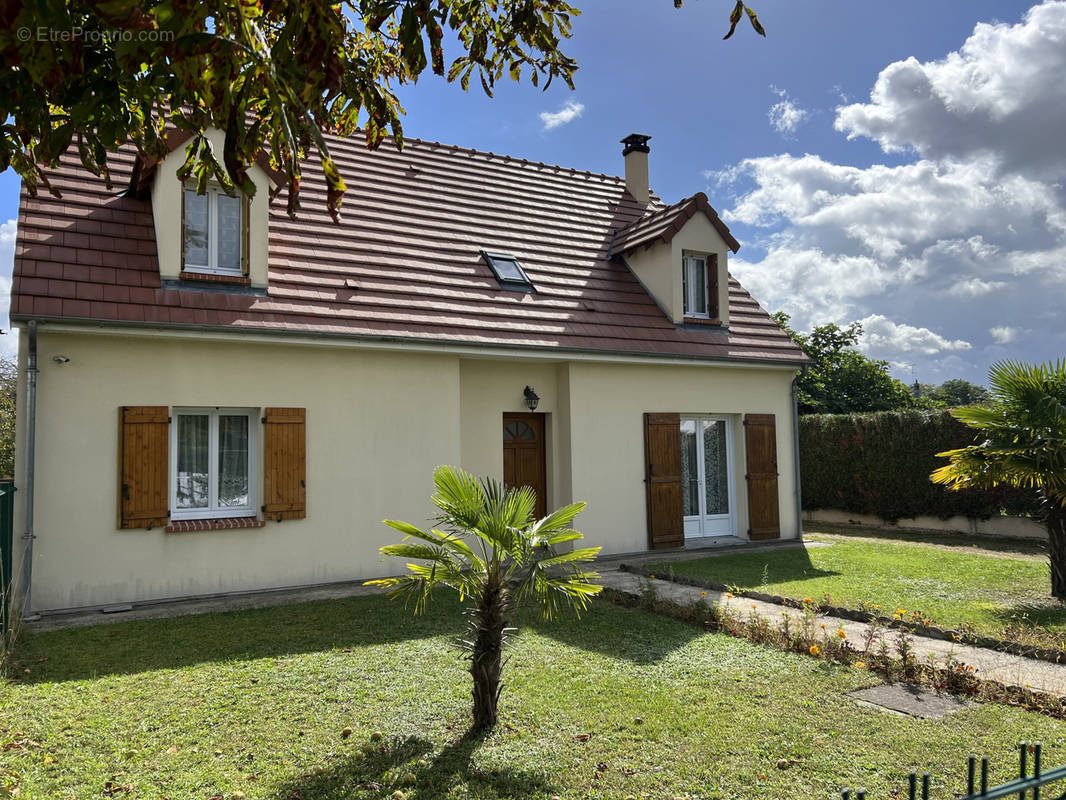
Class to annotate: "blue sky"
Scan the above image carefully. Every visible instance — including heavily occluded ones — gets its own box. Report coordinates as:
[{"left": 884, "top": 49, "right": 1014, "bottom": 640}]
[{"left": 2, "top": 0, "right": 1062, "bottom": 384}]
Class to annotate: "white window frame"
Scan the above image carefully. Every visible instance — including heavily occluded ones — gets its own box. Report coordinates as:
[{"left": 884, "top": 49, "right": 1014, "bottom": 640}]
[
  {"left": 683, "top": 254, "right": 710, "bottom": 318},
  {"left": 681, "top": 415, "right": 738, "bottom": 539},
  {"left": 170, "top": 407, "right": 258, "bottom": 520},
  {"left": 183, "top": 185, "right": 243, "bottom": 276}
]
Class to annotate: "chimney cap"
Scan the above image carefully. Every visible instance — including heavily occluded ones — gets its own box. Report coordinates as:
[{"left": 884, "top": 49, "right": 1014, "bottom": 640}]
[{"left": 621, "top": 133, "right": 652, "bottom": 156}]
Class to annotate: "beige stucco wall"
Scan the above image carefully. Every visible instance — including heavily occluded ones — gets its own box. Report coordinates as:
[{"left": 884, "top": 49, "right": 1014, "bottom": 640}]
[
  {"left": 151, "top": 128, "right": 272, "bottom": 287},
  {"left": 624, "top": 212, "right": 732, "bottom": 326},
  {"left": 14, "top": 331, "right": 460, "bottom": 611},
  {"left": 12, "top": 327, "right": 800, "bottom": 612},
  {"left": 457, "top": 358, "right": 572, "bottom": 511},
  {"left": 566, "top": 361, "right": 800, "bottom": 555}
]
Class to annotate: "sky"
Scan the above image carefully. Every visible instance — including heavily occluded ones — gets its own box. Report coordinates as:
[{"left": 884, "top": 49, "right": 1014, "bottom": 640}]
[{"left": 2, "top": 0, "right": 1063, "bottom": 384}]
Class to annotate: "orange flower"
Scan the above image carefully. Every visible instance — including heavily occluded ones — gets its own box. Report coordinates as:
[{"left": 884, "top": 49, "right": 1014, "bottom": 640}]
[
  {"left": 854, "top": 661, "right": 866, "bottom": 669},
  {"left": 725, "top": 591, "right": 734, "bottom": 598},
  {"left": 809, "top": 644, "right": 820, "bottom": 656},
  {"left": 701, "top": 591, "right": 707, "bottom": 598},
  {"left": 837, "top": 629, "right": 847, "bottom": 639}
]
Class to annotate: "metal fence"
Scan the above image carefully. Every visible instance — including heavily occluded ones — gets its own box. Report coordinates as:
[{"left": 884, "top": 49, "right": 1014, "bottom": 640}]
[{"left": 844, "top": 743, "right": 1062, "bottom": 800}]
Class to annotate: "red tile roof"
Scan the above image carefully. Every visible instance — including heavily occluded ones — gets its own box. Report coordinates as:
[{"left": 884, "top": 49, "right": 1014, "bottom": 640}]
[
  {"left": 610, "top": 192, "right": 741, "bottom": 256},
  {"left": 12, "top": 134, "right": 808, "bottom": 365}
]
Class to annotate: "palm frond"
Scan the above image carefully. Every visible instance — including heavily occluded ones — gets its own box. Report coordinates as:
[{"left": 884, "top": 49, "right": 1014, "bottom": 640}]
[
  {"left": 431, "top": 465, "right": 487, "bottom": 530},
  {"left": 932, "top": 358, "right": 1066, "bottom": 499},
  {"left": 525, "top": 502, "right": 587, "bottom": 545},
  {"left": 534, "top": 546, "right": 602, "bottom": 569}
]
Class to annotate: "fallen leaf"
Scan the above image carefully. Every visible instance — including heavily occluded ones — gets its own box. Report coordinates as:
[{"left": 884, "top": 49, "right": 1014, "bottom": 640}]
[
  {"left": 571, "top": 733, "right": 591, "bottom": 742},
  {"left": 165, "top": 746, "right": 178, "bottom": 755}
]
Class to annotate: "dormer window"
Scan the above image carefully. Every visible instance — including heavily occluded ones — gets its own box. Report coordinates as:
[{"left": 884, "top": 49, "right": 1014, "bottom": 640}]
[
  {"left": 183, "top": 185, "right": 246, "bottom": 276},
  {"left": 482, "top": 251, "right": 534, "bottom": 291},
  {"left": 683, "top": 253, "right": 719, "bottom": 321}
]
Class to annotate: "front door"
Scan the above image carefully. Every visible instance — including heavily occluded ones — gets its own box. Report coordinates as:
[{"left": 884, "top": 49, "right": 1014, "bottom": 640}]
[
  {"left": 681, "top": 416, "right": 737, "bottom": 539},
  {"left": 502, "top": 413, "right": 547, "bottom": 519}
]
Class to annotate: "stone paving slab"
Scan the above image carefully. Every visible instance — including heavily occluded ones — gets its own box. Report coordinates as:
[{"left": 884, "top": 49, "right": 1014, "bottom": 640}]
[
  {"left": 599, "top": 570, "right": 1066, "bottom": 697},
  {"left": 847, "top": 685, "right": 973, "bottom": 718}
]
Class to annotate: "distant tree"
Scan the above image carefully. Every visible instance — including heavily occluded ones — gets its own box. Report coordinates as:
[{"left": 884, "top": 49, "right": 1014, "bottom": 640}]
[
  {"left": 774, "top": 313, "right": 915, "bottom": 415},
  {"left": 0, "top": 357, "right": 14, "bottom": 478},
  {"left": 932, "top": 360, "right": 1066, "bottom": 598},
  {"left": 929, "top": 379, "right": 990, "bottom": 408}
]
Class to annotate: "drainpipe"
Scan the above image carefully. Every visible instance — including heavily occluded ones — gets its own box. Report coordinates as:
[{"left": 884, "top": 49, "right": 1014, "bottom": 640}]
[
  {"left": 791, "top": 366, "right": 807, "bottom": 542},
  {"left": 20, "top": 320, "right": 39, "bottom": 620}
]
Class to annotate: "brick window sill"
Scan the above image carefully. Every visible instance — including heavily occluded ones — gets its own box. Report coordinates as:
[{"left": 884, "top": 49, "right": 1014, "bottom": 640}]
[
  {"left": 166, "top": 516, "right": 266, "bottom": 533},
  {"left": 180, "top": 271, "right": 252, "bottom": 286},
  {"left": 683, "top": 316, "right": 723, "bottom": 327}
]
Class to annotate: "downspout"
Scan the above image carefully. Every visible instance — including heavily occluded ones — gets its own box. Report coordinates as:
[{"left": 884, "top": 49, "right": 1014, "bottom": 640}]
[
  {"left": 792, "top": 366, "right": 807, "bottom": 542},
  {"left": 20, "top": 320, "right": 39, "bottom": 620}
]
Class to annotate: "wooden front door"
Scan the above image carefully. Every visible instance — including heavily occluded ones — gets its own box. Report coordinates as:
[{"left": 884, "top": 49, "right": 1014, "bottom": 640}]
[{"left": 502, "top": 413, "right": 547, "bottom": 519}]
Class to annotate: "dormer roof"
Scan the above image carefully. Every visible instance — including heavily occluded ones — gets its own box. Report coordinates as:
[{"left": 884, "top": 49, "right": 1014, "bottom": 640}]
[{"left": 610, "top": 192, "right": 741, "bottom": 257}]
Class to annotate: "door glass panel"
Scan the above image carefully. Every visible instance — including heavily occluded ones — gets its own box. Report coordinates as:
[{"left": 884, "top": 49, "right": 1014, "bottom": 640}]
[
  {"left": 183, "top": 190, "right": 209, "bottom": 268},
  {"left": 218, "top": 415, "right": 249, "bottom": 507},
  {"left": 176, "top": 415, "right": 209, "bottom": 509},
  {"left": 503, "top": 421, "right": 534, "bottom": 441},
  {"left": 216, "top": 192, "right": 242, "bottom": 272},
  {"left": 680, "top": 419, "right": 699, "bottom": 516},
  {"left": 703, "top": 419, "right": 729, "bottom": 515}
]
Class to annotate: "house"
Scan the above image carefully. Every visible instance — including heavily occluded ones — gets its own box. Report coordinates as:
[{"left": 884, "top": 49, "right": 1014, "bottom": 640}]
[{"left": 9, "top": 130, "right": 808, "bottom": 616}]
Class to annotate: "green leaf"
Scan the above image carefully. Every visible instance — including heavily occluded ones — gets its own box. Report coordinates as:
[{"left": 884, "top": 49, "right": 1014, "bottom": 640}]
[
  {"left": 723, "top": 0, "right": 743, "bottom": 39},
  {"left": 745, "top": 5, "right": 766, "bottom": 37}
]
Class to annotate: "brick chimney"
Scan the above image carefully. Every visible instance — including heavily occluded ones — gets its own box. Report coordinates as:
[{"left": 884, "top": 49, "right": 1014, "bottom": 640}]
[{"left": 621, "top": 133, "right": 651, "bottom": 205}]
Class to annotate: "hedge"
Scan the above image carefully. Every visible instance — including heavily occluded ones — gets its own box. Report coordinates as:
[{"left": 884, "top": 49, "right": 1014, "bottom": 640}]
[{"left": 800, "top": 410, "right": 1038, "bottom": 522}]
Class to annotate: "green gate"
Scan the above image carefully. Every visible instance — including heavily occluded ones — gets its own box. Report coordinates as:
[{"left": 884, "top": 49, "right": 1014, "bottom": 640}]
[
  {"left": 843, "top": 742, "right": 1064, "bottom": 800},
  {"left": 0, "top": 479, "right": 14, "bottom": 633}
]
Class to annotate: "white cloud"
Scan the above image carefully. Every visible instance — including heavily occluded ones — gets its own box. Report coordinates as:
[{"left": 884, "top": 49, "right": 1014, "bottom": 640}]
[
  {"left": 858, "top": 314, "right": 972, "bottom": 356},
  {"left": 0, "top": 218, "right": 17, "bottom": 359},
  {"left": 712, "top": 3, "right": 1066, "bottom": 381},
  {"left": 990, "top": 325, "right": 1022, "bottom": 344},
  {"left": 539, "top": 100, "right": 585, "bottom": 131},
  {"left": 767, "top": 86, "right": 809, "bottom": 137},
  {"left": 835, "top": 1, "right": 1066, "bottom": 178},
  {"left": 948, "top": 277, "right": 1007, "bottom": 298}
]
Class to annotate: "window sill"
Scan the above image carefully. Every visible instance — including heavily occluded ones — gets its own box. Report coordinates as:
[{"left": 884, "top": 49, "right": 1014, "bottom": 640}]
[
  {"left": 683, "top": 316, "right": 723, "bottom": 326},
  {"left": 166, "top": 516, "right": 266, "bottom": 533},
  {"left": 180, "top": 270, "right": 251, "bottom": 286}
]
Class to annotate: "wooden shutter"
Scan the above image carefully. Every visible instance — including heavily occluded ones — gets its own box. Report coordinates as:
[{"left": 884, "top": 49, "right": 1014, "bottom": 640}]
[
  {"left": 118, "top": 406, "right": 170, "bottom": 529},
  {"left": 263, "top": 407, "right": 306, "bottom": 520},
  {"left": 643, "top": 412, "right": 684, "bottom": 549},
  {"left": 241, "top": 195, "right": 251, "bottom": 276},
  {"left": 708, "top": 254, "right": 720, "bottom": 320},
  {"left": 179, "top": 186, "right": 186, "bottom": 271},
  {"left": 744, "top": 413, "right": 780, "bottom": 540}
]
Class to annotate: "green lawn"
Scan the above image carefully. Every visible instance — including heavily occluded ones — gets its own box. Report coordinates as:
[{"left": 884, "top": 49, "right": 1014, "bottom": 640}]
[
  {"left": 650, "top": 527, "right": 1063, "bottom": 643},
  {"left": 3, "top": 592, "right": 1066, "bottom": 799}
]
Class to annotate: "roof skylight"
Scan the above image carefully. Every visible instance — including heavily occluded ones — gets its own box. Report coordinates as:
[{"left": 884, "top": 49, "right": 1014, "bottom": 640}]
[{"left": 482, "top": 251, "right": 534, "bottom": 291}]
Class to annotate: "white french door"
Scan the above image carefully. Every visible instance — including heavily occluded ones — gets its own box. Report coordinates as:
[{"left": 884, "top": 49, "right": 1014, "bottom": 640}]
[{"left": 681, "top": 416, "right": 737, "bottom": 538}]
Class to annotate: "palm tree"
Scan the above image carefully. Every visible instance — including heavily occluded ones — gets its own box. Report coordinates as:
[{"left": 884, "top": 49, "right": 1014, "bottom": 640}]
[
  {"left": 366, "top": 466, "right": 602, "bottom": 730},
  {"left": 931, "top": 359, "right": 1066, "bottom": 597}
]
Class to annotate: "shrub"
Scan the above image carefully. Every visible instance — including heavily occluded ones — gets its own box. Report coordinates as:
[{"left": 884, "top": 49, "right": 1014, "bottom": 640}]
[{"left": 800, "top": 410, "right": 1037, "bottom": 521}]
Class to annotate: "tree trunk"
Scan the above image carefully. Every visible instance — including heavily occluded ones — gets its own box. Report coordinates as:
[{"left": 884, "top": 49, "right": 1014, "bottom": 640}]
[
  {"left": 469, "top": 572, "right": 507, "bottom": 731},
  {"left": 1048, "top": 494, "right": 1066, "bottom": 600}
]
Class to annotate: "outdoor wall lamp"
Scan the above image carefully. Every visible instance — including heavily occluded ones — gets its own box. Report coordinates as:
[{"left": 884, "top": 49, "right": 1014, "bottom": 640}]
[
  {"left": 52, "top": 355, "right": 70, "bottom": 364},
  {"left": 523, "top": 385, "right": 540, "bottom": 411}
]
